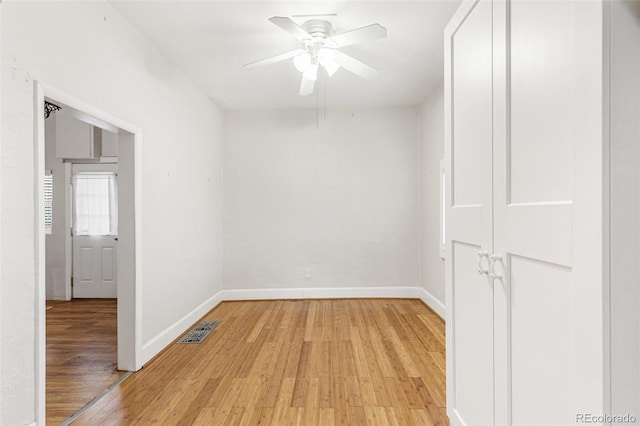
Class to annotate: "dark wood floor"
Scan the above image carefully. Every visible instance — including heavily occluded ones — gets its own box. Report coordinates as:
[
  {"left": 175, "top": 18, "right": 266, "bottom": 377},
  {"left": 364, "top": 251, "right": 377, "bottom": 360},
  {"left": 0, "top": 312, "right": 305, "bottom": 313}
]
[
  {"left": 73, "top": 298, "right": 448, "bottom": 425},
  {"left": 46, "top": 298, "right": 124, "bottom": 425}
]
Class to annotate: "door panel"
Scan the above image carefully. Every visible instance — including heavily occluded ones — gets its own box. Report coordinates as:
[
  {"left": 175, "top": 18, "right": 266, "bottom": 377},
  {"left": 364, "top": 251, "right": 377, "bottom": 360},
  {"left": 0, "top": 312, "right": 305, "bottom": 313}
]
[
  {"left": 73, "top": 235, "right": 117, "bottom": 298},
  {"left": 449, "top": 206, "right": 481, "bottom": 244},
  {"left": 102, "top": 247, "right": 115, "bottom": 282},
  {"left": 510, "top": 256, "right": 572, "bottom": 425},
  {"left": 452, "top": 0, "right": 493, "bottom": 208},
  {"left": 453, "top": 242, "right": 494, "bottom": 426},
  {"left": 508, "top": 1, "right": 575, "bottom": 205},
  {"left": 493, "top": 0, "right": 605, "bottom": 423},
  {"left": 505, "top": 203, "right": 572, "bottom": 267},
  {"left": 445, "top": 1, "right": 494, "bottom": 425},
  {"left": 78, "top": 246, "right": 93, "bottom": 281}
]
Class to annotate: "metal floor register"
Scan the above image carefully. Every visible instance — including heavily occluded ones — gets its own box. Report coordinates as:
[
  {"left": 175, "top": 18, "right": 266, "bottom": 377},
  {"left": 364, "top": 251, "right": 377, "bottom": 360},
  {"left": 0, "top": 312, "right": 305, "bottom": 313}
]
[{"left": 178, "top": 320, "right": 220, "bottom": 344}]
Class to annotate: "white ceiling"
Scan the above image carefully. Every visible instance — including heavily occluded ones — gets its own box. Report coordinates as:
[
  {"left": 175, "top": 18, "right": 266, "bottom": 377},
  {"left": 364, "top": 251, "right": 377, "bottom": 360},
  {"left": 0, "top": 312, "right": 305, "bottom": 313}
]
[{"left": 110, "top": 1, "right": 461, "bottom": 110}]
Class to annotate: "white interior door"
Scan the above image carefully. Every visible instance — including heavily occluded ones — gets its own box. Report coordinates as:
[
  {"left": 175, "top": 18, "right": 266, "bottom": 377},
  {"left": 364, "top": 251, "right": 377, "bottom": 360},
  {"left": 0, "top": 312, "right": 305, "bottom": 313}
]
[
  {"left": 445, "top": 1, "right": 495, "bottom": 425},
  {"left": 492, "top": 1, "right": 605, "bottom": 424},
  {"left": 71, "top": 163, "right": 118, "bottom": 298}
]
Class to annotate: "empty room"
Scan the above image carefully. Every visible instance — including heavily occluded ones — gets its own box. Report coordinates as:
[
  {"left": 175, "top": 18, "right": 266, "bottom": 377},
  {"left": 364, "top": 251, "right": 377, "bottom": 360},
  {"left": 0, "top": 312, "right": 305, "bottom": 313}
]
[{"left": 1, "top": 1, "right": 640, "bottom": 425}]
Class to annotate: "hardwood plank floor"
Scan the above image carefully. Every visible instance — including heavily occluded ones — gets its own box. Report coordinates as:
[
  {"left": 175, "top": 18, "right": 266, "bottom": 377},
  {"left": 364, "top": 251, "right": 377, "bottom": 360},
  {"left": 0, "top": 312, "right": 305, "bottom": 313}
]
[
  {"left": 73, "top": 299, "right": 448, "bottom": 425},
  {"left": 46, "top": 298, "right": 125, "bottom": 425}
]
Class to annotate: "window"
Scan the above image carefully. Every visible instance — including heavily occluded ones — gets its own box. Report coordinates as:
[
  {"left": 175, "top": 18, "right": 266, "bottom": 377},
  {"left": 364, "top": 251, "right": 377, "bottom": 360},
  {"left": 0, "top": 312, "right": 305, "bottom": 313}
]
[
  {"left": 72, "top": 172, "right": 118, "bottom": 236},
  {"left": 440, "top": 159, "right": 446, "bottom": 259},
  {"left": 44, "top": 172, "right": 53, "bottom": 235}
]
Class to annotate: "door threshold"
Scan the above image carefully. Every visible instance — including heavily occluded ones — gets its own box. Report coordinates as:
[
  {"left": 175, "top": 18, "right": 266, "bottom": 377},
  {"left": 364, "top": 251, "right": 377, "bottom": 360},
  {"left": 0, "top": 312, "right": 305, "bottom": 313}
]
[{"left": 59, "top": 371, "right": 133, "bottom": 425}]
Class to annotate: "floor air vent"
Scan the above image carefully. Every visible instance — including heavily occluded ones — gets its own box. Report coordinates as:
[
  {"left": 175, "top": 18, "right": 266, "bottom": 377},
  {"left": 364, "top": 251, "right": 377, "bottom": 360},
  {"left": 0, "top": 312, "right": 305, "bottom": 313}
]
[{"left": 178, "top": 320, "right": 220, "bottom": 344}]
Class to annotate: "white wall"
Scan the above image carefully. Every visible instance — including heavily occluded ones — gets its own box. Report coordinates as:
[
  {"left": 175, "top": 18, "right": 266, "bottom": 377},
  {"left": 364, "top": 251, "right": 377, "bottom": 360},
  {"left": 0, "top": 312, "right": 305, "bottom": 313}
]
[
  {"left": 0, "top": 4, "right": 3, "bottom": 424},
  {"left": 44, "top": 116, "right": 66, "bottom": 300},
  {"left": 223, "top": 107, "right": 420, "bottom": 291},
  {"left": 609, "top": 0, "right": 640, "bottom": 418},
  {"left": 1, "top": 2, "right": 224, "bottom": 424},
  {"left": 419, "top": 84, "right": 445, "bottom": 310}
]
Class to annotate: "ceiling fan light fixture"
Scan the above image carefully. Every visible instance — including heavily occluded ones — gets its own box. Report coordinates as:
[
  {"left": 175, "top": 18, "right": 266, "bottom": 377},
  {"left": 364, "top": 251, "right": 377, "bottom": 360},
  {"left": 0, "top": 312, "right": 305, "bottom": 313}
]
[
  {"left": 293, "top": 52, "right": 311, "bottom": 72},
  {"left": 318, "top": 48, "right": 340, "bottom": 77},
  {"left": 303, "top": 63, "right": 319, "bottom": 81}
]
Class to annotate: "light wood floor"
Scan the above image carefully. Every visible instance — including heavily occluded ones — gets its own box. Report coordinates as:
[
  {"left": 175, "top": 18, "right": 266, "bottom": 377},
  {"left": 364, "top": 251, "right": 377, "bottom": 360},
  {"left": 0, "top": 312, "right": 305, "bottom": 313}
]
[
  {"left": 74, "top": 299, "right": 448, "bottom": 425},
  {"left": 46, "top": 298, "right": 125, "bottom": 425}
]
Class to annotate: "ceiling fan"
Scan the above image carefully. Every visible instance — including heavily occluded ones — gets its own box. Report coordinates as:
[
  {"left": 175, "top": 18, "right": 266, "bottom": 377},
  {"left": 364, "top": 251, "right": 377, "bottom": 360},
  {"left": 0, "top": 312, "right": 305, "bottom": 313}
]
[{"left": 243, "top": 16, "right": 387, "bottom": 96}]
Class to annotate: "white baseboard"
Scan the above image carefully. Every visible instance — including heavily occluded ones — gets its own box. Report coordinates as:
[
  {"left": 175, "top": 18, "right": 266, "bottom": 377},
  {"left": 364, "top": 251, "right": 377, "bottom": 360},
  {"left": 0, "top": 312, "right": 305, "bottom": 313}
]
[
  {"left": 218, "top": 286, "right": 420, "bottom": 301},
  {"left": 48, "top": 295, "right": 67, "bottom": 301},
  {"left": 417, "top": 287, "right": 446, "bottom": 319},
  {"left": 140, "top": 289, "right": 224, "bottom": 365},
  {"left": 141, "top": 285, "right": 445, "bottom": 367}
]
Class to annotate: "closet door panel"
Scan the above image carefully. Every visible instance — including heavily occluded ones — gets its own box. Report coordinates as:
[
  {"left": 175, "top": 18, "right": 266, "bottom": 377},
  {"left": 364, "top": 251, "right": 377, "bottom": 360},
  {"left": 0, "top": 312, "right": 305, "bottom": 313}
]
[
  {"left": 505, "top": 203, "right": 571, "bottom": 267},
  {"left": 445, "top": 1, "right": 494, "bottom": 425},
  {"left": 452, "top": 241, "right": 494, "bottom": 426},
  {"left": 493, "top": 0, "right": 606, "bottom": 423},
  {"left": 502, "top": 2, "right": 576, "bottom": 422},
  {"left": 508, "top": 1, "right": 575, "bottom": 204},
  {"left": 451, "top": 1, "right": 493, "bottom": 209},
  {"left": 509, "top": 256, "right": 573, "bottom": 425}
]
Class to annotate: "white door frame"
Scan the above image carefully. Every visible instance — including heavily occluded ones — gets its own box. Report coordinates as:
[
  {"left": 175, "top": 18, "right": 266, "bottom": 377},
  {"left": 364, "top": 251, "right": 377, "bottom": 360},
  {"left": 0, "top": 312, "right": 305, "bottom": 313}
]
[
  {"left": 34, "top": 81, "right": 144, "bottom": 424},
  {"left": 64, "top": 162, "right": 73, "bottom": 301}
]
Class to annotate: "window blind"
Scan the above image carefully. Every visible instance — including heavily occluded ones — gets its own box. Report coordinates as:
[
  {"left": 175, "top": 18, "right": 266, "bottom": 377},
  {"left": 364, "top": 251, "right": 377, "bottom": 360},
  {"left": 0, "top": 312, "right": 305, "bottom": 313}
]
[{"left": 44, "top": 173, "right": 53, "bottom": 235}]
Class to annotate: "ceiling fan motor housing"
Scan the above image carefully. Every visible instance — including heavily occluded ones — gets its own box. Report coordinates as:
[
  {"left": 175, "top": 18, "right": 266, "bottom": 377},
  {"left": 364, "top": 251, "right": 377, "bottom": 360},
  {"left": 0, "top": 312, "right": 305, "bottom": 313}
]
[
  {"left": 301, "top": 19, "right": 335, "bottom": 39},
  {"left": 301, "top": 20, "right": 335, "bottom": 62}
]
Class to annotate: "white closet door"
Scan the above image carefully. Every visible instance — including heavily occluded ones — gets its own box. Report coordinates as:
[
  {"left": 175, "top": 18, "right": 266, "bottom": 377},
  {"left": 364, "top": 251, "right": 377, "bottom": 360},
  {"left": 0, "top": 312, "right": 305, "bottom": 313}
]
[
  {"left": 444, "top": 1, "right": 494, "bottom": 425},
  {"left": 492, "top": 1, "right": 605, "bottom": 424}
]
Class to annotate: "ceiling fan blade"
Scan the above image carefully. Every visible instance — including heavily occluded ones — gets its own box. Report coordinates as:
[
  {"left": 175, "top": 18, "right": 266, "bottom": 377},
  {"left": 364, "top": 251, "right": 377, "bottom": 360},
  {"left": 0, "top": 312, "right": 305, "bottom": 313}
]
[
  {"left": 299, "top": 76, "right": 316, "bottom": 96},
  {"left": 269, "top": 16, "right": 312, "bottom": 41},
  {"left": 243, "top": 49, "right": 304, "bottom": 70},
  {"left": 326, "top": 23, "right": 387, "bottom": 48},
  {"left": 333, "top": 51, "right": 378, "bottom": 80}
]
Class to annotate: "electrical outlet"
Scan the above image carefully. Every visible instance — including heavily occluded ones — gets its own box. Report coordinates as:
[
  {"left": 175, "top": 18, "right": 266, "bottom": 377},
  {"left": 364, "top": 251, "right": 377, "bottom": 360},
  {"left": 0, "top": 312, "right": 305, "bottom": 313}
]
[{"left": 304, "top": 268, "right": 311, "bottom": 278}]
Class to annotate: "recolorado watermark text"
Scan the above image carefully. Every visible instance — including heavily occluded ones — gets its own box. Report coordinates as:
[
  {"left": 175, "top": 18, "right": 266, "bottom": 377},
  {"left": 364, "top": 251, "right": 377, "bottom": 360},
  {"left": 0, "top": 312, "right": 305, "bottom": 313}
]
[{"left": 576, "top": 413, "right": 637, "bottom": 424}]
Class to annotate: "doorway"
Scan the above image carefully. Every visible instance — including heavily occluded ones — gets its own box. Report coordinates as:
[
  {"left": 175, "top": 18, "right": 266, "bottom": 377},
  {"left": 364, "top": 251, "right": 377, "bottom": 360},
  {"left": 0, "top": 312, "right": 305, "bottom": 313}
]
[{"left": 34, "top": 82, "right": 143, "bottom": 424}]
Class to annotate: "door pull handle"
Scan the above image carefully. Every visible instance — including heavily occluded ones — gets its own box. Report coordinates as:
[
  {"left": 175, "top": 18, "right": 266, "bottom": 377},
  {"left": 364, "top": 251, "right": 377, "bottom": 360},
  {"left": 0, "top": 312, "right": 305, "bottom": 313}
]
[
  {"left": 489, "top": 254, "right": 503, "bottom": 280},
  {"left": 477, "top": 251, "right": 490, "bottom": 275}
]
